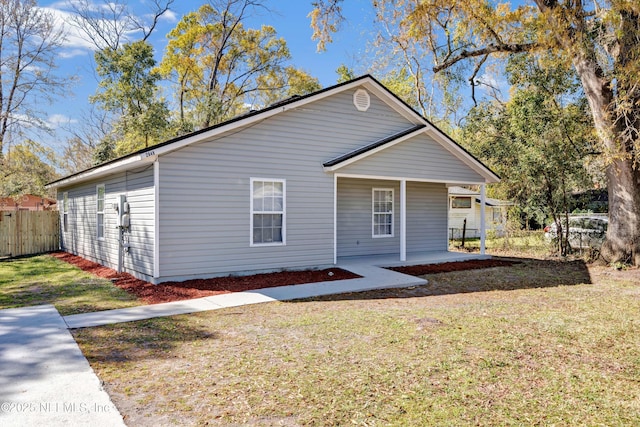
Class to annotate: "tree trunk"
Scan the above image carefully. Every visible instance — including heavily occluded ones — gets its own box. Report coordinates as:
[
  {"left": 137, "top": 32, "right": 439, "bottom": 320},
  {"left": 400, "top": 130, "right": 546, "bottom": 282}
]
[
  {"left": 602, "top": 158, "right": 640, "bottom": 265},
  {"left": 573, "top": 57, "right": 640, "bottom": 265}
]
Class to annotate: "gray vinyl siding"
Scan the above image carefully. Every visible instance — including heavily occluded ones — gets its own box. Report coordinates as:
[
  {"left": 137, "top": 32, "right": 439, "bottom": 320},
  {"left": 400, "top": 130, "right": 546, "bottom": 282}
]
[
  {"left": 157, "top": 88, "right": 413, "bottom": 280},
  {"left": 338, "top": 133, "right": 485, "bottom": 183},
  {"left": 55, "top": 84, "right": 486, "bottom": 282},
  {"left": 337, "top": 180, "right": 448, "bottom": 258},
  {"left": 337, "top": 179, "right": 400, "bottom": 257},
  {"left": 406, "top": 182, "right": 448, "bottom": 252},
  {"left": 58, "top": 166, "right": 155, "bottom": 281}
]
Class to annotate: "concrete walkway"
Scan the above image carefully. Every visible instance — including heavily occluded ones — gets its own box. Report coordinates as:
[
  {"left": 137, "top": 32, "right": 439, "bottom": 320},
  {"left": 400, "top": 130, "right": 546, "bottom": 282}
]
[
  {"left": 1, "top": 251, "right": 487, "bottom": 426},
  {"left": 64, "top": 263, "right": 427, "bottom": 328},
  {"left": 65, "top": 251, "right": 489, "bottom": 329},
  {"left": 0, "top": 305, "right": 125, "bottom": 426}
]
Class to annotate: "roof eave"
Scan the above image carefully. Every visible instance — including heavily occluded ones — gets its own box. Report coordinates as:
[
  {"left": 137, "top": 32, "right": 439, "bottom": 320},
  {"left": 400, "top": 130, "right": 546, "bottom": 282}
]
[
  {"left": 46, "top": 154, "right": 149, "bottom": 189},
  {"left": 323, "top": 125, "right": 427, "bottom": 171},
  {"left": 47, "top": 76, "right": 387, "bottom": 189}
]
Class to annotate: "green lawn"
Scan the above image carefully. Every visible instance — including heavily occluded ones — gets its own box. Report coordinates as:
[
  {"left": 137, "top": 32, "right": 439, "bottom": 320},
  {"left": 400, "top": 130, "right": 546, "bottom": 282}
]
[
  {"left": 72, "top": 258, "right": 640, "bottom": 426},
  {"left": 0, "top": 254, "right": 139, "bottom": 315}
]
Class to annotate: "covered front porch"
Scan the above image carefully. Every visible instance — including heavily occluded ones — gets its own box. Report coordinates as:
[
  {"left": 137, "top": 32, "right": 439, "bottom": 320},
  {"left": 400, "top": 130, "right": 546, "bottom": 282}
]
[
  {"left": 322, "top": 120, "right": 500, "bottom": 266},
  {"left": 332, "top": 174, "right": 491, "bottom": 264}
]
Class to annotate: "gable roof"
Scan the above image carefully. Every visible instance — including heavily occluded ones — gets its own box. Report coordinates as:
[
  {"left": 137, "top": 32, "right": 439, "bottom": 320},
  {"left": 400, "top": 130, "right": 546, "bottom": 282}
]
[
  {"left": 46, "top": 75, "right": 499, "bottom": 189},
  {"left": 323, "top": 124, "right": 427, "bottom": 168}
]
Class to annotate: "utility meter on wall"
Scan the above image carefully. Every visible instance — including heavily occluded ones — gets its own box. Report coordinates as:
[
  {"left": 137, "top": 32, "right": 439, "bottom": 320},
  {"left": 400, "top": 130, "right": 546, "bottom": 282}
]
[{"left": 117, "top": 195, "right": 130, "bottom": 230}]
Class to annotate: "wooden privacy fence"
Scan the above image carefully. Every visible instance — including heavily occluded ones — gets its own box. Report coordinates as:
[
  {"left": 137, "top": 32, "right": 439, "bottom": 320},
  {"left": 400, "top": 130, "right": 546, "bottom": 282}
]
[{"left": 0, "top": 211, "right": 60, "bottom": 258}]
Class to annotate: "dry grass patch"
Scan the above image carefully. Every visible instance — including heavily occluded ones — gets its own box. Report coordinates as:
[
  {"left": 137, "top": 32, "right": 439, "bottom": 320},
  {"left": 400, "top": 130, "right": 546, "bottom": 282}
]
[{"left": 72, "top": 259, "right": 640, "bottom": 426}]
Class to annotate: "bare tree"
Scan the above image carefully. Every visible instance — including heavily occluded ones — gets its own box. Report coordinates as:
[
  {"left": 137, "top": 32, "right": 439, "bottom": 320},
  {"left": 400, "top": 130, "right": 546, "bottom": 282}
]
[
  {"left": 60, "top": 105, "right": 113, "bottom": 173},
  {"left": 67, "top": 0, "right": 175, "bottom": 51},
  {"left": 0, "top": 0, "right": 66, "bottom": 161}
]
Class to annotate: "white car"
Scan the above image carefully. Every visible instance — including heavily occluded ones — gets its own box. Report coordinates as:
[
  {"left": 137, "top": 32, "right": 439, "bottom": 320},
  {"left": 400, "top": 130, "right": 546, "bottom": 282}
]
[{"left": 544, "top": 216, "right": 608, "bottom": 249}]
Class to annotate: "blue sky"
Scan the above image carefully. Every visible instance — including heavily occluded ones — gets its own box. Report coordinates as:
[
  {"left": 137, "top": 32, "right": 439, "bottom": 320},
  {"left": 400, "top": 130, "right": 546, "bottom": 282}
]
[{"left": 38, "top": 0, "right": 375, "bottom": 151}]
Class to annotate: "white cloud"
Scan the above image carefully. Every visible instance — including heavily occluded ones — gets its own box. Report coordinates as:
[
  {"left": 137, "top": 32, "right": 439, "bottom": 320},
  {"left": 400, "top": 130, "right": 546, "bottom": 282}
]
[
  {"left": 479, "top": 72, "right": 499, "bottom": 90},
  {"left": 47, "top": 114, "right": 78, "bottom": 129},
  {"left": 40, "top": 6, "right": 96, "bottom": 51},
  {"left": 476, "top": 71, "right": 508, "bottom": 101},
  {"left": 41, "top": 0, "right": 179, "bottom": 56},
  {"left": 41, "top": 1, "right": 139, "bottom": 52},
  {"left": 59, "top": 48, "right": 89, "bottom": 59},
  {"left": 159, "top": 9, "right": 177, "bottom": 23}
]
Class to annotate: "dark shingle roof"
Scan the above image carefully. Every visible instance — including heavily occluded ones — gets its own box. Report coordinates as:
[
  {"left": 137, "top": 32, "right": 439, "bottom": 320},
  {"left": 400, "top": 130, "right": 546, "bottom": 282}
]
[{"left": 323, "top": 124, "right": 426, "bottom": 168}]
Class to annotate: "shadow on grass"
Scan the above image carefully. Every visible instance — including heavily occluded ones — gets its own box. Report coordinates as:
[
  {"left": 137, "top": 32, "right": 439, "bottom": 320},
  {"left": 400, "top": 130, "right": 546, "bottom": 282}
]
[
  {"left": 72, "top": 259, "right": 592, "bottom": 364},
  {"left": 300, "top": 258, "right": 593, "bottom": 302},
  {"left": 0, "top": 254, "right": 140, "bottom": 315},
  {"left": 72, "top": 315, "right": 220, "bottom": 364}
]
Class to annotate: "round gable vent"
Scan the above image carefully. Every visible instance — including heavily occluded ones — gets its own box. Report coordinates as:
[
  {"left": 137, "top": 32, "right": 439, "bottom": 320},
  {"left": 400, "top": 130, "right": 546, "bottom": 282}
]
[{"left": 353, "top": 89, "right": 370, "bottom": 112}]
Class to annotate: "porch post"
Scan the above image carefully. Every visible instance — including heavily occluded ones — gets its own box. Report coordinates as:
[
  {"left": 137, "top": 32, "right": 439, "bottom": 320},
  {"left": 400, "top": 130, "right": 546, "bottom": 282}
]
[
  {"left": 400, "top": 179, "right": 407, "bottom": 261},
  {"left": 153, "top": 160, "right": 160, "bottom": 279},
  {"left": 333, "top": 174, "right": 338, "bottom": 264},
  {"left": 480, "top": 183, "right": 486, "bottom": 255}
]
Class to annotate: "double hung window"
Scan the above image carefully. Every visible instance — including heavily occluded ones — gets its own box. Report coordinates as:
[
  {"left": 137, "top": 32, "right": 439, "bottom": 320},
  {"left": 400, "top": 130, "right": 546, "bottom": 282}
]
[
  {"left": 372, "top": 188, "right": 394, "bottom": 237},
  {"left": 251, "top": 179, "right": 285, "bottom": 245},
  {"left": 96, "top": 185, "right": 105, "bottom": 240},
  {"left": 62, "top": 192, "right": 68, "bottom": 232}
]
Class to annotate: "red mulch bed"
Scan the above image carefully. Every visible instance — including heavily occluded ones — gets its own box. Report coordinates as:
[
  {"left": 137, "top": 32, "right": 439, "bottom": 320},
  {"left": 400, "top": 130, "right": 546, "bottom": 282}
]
[
  {"left": 388, "top": 259, "right": 519, "bottom": 276},
  {"left": 50, "top": 252, "right": 360, "bottom": 304}
]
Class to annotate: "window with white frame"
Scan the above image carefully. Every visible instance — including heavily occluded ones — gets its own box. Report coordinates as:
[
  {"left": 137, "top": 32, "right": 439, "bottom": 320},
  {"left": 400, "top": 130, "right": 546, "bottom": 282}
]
[
  {"left": 251, "top": 179, "right": 285, "bottom": 245},
  {"left": 96, "top": 184, "right": 105, "bottom": 240},
  {"left": 372, "top": 188, "right": 394, "bottom": 237},
  {"left": 451, "top": 196, "right": 472, "bottom": 209},
  {"left": 62, "top": 192, "right": 68, "bottom": 233}
]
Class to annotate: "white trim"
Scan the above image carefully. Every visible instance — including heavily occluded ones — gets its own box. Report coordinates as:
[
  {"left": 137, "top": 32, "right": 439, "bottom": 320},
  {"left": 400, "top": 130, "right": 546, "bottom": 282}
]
[
  {"left": 47, "top": 154, "right": 149, "bottom": 189},
  {"left": 400, "top": 180, "right": 406, "bottom": 261},
  {"left": 480, "top": 184, "right": 486, "bottom": 255},
  {"left": 323, "top": 127, "right": 426, "bottom": 172},
  {"left": 153, "top": 160, "right": 160, "bottom": 279},
  {"left": 359, "top": 80, "right": 425, "bottom": 124},
  {"left": 250, "top": 178, "right": 286, "bottom": 247},
  {"left": 46, "top": 79, "right": 397, "bottom": 190},
  {"left": 48, "top": 76, "right": 498, "bottom": 190},
  {"left": 96, "top": 184, "right": 105, "bottom": 241},
  {"left": 428, "top": 129, "right": 500, "bottom": 183},
  {"left": 62, "top": 192, "right": 69, "bottom": 233},
  {"left": 335, "top": 172, "right": 486, "bottom": 186},
  {"left": 372, "top": 188, "right": 394, "bottom": 238},
  {"left": 333, "top": 174, "right": 338, "bottom": 264},
  {"left": 323, "top": 125, "right": 499, "bottom": 184}
]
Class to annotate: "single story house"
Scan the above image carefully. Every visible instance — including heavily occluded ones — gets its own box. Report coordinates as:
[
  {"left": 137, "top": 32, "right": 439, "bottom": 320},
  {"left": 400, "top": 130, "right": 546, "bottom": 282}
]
[
  {"left": 46, "top": 75, "right": 499, "bottom": 284},
  {"left": 0, "top": 195, "right": 57, "bottom": 211},
  {"left": 448, "top": 186, "right": 513, "bottom": 238}
]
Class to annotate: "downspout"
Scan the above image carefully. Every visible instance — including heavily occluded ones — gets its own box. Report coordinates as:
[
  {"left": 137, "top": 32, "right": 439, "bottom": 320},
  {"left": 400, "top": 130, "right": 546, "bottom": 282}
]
[
  {"left": 480, "top": 184, "right": 486, "bottom": 255},
  {"left": 153, "top": 159, "right": 160, "bottom": 280},
  {"left": 400, "top": 179, "right": 407, "bottom": 262},
  {"left": 333, "top": 174, "right": 338, "bottom": 265}
]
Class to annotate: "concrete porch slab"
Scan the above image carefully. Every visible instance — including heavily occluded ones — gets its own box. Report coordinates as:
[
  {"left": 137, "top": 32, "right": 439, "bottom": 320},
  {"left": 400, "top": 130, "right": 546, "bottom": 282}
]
[{"left": 338, "top": 250, "right": 491, "bottom": 268}]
